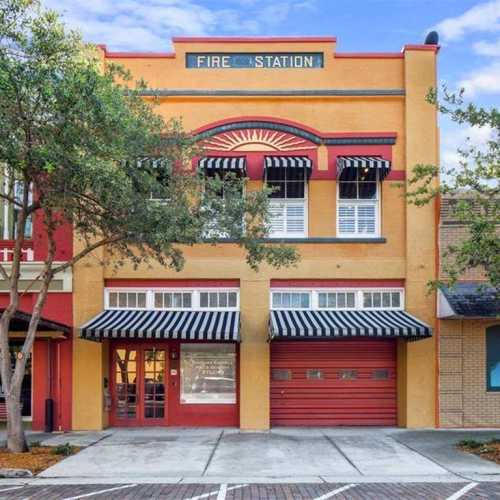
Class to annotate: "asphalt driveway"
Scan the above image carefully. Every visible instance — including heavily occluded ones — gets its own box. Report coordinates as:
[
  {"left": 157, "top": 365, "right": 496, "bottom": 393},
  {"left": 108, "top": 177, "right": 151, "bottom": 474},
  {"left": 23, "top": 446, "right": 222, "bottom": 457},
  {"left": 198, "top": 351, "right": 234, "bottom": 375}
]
[{"left": 34, "top": 427, "right": 500, "bottom": 483}]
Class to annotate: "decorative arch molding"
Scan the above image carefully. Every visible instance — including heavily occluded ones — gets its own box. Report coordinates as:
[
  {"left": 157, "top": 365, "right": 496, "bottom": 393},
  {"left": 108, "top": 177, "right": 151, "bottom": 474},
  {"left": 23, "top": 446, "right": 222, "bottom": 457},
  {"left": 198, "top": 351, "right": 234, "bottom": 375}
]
[{"left": 192, "top": 118, "right": 397, "bottom": 146}]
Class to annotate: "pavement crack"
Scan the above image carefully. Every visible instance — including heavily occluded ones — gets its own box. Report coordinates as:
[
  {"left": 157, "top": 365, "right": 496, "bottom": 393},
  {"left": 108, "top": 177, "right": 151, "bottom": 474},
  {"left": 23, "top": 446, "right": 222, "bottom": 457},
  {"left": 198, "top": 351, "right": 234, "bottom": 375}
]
[
  {"left": 202, "top": 430, "right": 224, "bottom": 476},
  {"left": 321, "top": 432, "right": 363, "bottom": 476},
  {"left": 389, "top": 435, "right": 465, "bottom": 481}
]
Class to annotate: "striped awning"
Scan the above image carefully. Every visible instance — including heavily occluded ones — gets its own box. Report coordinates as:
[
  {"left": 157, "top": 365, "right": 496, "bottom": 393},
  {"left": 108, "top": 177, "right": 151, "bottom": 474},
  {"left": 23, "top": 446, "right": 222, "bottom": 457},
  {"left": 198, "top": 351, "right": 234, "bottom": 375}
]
[
  {"left": 80, "top": 310, "right": 240, "bottom": 342},
  {"left": 264, "top": 156, "right": 312, "bottom": 169},
  {"left": 269, "top": 310, "right": 431, "bottom": 340},
  {"left": 198, "top": 157, "right": 247, "bottom": 175},
  {"left": 337, "top": 156, "right": 391, "bottom": 180}
]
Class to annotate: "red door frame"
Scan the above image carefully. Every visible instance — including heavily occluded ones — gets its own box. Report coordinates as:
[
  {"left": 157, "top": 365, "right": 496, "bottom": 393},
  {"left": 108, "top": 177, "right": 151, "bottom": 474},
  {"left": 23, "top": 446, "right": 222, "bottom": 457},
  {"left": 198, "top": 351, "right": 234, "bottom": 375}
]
[
  {"left": 109, "top": 342, "right": 169, "bottom": 427},
  {"left": 109, "top": 340, "right": 240, "bottom": 427}
]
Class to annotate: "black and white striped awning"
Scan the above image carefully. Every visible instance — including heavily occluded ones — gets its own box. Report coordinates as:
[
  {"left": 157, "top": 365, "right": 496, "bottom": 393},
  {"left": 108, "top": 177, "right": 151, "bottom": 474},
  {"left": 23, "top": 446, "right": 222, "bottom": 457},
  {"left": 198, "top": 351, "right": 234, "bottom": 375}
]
[
  {"left": 264, "top": 156, "right": 313, "bottom": 169},
  {"left": 337, "top": 156, "right": 391, "bottom": 180},
  {"left": 80, "top": 310, "right": 240, "bottom": 341},
  {"left": 269, "top": 310, "right": 431, "bottom": 340},
  {"left": 198, "top": 157, "right": 247, "bottom": 175}
]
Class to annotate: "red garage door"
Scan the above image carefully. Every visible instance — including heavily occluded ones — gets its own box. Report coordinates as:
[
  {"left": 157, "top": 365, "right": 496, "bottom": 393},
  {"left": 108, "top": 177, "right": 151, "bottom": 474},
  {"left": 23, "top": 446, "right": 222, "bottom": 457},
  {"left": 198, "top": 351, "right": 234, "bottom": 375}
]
[{"left": 270, "top": 340, "right": 397, "bottom": 426}]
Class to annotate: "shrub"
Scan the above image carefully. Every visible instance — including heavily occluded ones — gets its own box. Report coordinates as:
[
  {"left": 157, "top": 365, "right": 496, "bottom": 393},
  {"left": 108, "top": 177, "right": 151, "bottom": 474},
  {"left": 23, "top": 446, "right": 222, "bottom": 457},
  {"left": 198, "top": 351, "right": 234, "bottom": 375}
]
[{"left": 52, "top": 443, "right": 74, "bottom": 457}]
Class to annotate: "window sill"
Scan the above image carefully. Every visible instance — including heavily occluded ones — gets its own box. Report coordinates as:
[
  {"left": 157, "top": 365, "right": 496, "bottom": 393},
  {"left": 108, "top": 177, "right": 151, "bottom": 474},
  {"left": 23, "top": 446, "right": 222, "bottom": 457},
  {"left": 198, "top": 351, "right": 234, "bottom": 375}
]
[{"left": 208, "top": 237, "right": 387, "bottom": 244}]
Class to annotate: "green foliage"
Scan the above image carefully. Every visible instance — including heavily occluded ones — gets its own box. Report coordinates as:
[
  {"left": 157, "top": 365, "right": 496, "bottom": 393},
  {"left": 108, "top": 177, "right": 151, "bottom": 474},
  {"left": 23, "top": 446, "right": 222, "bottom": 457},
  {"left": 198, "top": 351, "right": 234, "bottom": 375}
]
[
  {"left": 407, "top": 86, "right": 499, "bottom": 290},
  {"left": 0, "top": 0, "right": 299, "bottom": 273},
  {"left": 51, "top": 443, "right": 74, "bottom": 456},
  {"left": 457, "top": 439, "right": 483, "bottom": 449}
]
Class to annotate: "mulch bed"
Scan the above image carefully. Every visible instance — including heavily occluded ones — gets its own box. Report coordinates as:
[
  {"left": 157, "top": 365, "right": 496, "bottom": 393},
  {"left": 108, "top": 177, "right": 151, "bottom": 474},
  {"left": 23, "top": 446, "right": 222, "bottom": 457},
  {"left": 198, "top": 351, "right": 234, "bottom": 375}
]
[
  {"left": 458, "top": 439, "right": 500, "bottom": 465},
  {"left": 0, "top": 445, "right": 79, "bottom": 474}
]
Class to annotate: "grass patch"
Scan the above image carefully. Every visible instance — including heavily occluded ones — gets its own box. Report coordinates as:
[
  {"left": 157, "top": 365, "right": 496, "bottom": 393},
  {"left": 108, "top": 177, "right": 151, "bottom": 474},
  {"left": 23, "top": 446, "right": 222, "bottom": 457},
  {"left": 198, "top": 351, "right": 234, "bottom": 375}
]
[{"left": 0, "top": 444, "right": 80, "bottom": 474}]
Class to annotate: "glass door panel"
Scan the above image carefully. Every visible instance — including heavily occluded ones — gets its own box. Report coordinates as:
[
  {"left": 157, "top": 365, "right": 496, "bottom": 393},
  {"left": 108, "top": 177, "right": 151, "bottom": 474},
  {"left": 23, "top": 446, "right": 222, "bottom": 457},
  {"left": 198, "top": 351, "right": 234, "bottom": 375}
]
[
  {"left": 114, "top": 348, "right": 137, "bottom": 421},
  {"left": 112, "top": 345, "right": 167, "bottom": 426},
  {"left": 143, "top": 349, "right": 166, "bottom": 420}
]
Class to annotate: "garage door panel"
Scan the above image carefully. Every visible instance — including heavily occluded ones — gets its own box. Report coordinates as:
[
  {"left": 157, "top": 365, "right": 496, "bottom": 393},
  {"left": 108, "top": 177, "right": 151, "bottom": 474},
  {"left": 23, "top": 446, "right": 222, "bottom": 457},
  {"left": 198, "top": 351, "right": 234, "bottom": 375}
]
[{"left": 270, "top": 340, "right": 397, "bottom": 426}]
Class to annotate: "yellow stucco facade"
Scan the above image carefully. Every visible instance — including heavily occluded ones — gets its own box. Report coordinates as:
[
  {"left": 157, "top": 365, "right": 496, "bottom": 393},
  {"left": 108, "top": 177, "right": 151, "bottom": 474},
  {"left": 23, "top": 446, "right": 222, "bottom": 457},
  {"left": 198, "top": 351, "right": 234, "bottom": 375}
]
[{"left": 72, "top": 37, "right": 439, "bottom": 430}]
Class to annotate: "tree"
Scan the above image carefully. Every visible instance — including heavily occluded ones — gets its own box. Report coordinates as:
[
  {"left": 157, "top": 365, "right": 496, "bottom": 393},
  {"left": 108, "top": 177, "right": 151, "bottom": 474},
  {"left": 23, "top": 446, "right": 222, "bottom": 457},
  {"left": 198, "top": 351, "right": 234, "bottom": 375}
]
[
  {"left": 407, "top": 87, "right": 499, "bottom": 291},
  {"left": 0, "top": 0, "right": 298, "bottom": 452}
]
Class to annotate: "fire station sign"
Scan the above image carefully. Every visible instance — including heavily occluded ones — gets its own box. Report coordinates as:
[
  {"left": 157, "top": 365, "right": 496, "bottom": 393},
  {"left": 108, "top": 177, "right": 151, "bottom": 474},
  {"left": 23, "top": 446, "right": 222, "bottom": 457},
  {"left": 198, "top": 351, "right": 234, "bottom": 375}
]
[{"left": 186, "top": 53, "right": 324, "bottom": 69}]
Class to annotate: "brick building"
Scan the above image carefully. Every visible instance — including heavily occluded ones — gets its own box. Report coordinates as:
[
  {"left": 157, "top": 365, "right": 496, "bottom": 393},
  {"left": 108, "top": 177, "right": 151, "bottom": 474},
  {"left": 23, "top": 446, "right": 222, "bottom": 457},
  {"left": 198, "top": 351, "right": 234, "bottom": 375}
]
[{"left": 438, "top": 195, "right": 500, "bottom": 427}]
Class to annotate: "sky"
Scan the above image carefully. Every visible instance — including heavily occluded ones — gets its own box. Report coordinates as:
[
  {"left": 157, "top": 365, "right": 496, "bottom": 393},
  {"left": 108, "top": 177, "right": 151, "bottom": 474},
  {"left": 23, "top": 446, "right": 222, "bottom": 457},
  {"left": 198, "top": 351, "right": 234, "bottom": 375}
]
[{"left": 42, "top": 0, "right": 500, "bottom": 170}]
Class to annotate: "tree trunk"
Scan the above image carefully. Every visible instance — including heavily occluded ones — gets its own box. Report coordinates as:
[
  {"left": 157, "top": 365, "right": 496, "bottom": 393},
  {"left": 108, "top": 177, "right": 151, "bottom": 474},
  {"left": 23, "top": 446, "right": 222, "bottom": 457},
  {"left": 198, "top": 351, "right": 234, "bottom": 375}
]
[{"left": 6, "top": 393, "right": 27, "bottom": 452}]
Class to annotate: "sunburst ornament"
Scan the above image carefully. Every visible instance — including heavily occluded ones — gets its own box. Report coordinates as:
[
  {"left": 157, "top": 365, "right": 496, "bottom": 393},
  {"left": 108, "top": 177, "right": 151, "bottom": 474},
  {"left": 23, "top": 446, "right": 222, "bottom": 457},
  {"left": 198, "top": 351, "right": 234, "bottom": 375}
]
[{"left": 204, "top": 129, "right": 315, "bottom": 152}]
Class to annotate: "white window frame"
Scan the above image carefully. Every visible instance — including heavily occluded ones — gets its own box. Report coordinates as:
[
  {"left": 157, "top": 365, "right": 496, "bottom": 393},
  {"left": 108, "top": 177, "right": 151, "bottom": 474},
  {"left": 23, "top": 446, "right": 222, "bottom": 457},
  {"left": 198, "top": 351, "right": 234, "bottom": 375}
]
[
  {"left": 202, "top": 175, "right": 246, "bottom": 239},
  {"left": 269, "top": 289, "right": 312, "bottom": 309},
  {"left": 270, "top": 288, "right": 404, "bottom": 311},
  {"left": 104, "top": 287, "right": 240, "bottom": 311},
  {"left": 336, "top": 180, "right": 381, "bottom": 239},
  {"left": 265, "top": 169, "right": 308, "bottom": 239}
]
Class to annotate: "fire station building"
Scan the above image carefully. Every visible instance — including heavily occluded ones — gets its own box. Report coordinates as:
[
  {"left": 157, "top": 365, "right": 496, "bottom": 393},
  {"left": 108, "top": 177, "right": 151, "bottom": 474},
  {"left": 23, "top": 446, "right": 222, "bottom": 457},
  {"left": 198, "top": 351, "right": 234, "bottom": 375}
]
[{"left": 71, "top": 36, "right": 439, "bottom": 430}]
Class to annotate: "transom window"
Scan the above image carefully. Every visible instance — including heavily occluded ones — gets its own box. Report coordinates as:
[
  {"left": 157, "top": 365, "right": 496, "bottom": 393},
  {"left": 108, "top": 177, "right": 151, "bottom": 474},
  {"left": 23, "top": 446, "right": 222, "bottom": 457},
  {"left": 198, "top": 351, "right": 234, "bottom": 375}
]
[
  {"left": 318, "top": 292, "right": 356, "bottom": 309},
  {"left": 106, "top": 289, "right": 239, "bottom": 310},
  {"left": 200, "top": 291, "right": 237, "bottom": 309},
  {"left": 154, "top": 292, "right": 192, "bottom": 309},
  {"left": 271, "top": 289, "right": 403, "bottom": 310},
  {"left": 272, "top": 292, "right": 310, "bottom": 309},
  {"left": 363, "top": 291, "right": 401, "bottom": 309},
  {"left": 265, "top": 165, "right": 307, "bottom": 238},
  {"left": 337, "top": 167, "right": 380, "bottom": 237},
  {"left": 108, "top": 291, "right": 147, "bottom": 309}
]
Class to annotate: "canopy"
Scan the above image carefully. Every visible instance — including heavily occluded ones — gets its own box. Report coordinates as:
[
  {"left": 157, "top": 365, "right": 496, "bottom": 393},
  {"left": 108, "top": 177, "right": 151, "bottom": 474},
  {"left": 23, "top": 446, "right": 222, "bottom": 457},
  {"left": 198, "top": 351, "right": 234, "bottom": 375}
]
[
  {"left": 264, "top": 156, "right": 312, "bottom": 169},
  {"left": 80, "top": 309, "right": 240, "bottom": 342},
  {"left": 198, "top": 156, "right": 247, "bottom": 175},
  {"left": 269, "top": 309, "right": 431, "bottom": 340},
  {"left": 337, "top": 156, "right": 391, "bottom": 180}
]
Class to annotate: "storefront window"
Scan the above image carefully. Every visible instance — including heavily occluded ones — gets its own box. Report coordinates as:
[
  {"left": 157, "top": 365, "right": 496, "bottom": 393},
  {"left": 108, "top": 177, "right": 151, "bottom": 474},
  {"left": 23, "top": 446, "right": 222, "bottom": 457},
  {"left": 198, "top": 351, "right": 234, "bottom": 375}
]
[
  {"left": 486, "top": 325, "right": 500, "bottom": 391},
  {"left": 180, "top": 344, "right": 236, "bottom": 404}
]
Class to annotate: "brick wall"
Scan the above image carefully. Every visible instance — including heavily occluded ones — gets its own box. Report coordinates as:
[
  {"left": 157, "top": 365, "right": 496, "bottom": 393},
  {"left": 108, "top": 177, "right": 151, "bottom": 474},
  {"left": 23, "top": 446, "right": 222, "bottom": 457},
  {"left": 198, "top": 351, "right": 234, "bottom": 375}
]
[
  {"left": 439, "top": 225, "right": 487, "bottom": 281},
  {"left": 440, "top": 319, "right": 500, "bottom": 427}
]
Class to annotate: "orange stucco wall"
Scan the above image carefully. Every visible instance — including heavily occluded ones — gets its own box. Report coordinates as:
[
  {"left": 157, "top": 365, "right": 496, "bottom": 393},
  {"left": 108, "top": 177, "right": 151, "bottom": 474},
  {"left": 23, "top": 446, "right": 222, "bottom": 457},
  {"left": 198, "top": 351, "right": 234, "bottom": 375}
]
[{"left": 72, "top": 38, "right": 438, "bottom": 430}]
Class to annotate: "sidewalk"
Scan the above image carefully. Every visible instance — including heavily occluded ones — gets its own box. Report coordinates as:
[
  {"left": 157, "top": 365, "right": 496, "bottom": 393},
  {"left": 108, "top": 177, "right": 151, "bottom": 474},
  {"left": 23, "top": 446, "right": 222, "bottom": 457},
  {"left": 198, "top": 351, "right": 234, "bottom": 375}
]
[{"left": 12, "top": 427, "right": 498, "bottom": 484}]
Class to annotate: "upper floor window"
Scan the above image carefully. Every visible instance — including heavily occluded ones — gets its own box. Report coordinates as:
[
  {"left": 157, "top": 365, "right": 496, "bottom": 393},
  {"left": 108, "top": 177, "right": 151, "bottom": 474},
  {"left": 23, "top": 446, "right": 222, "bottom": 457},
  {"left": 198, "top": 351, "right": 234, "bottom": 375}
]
[
  {"left": 265, "top": 157, "right": 311, "bottom": 238},
  {"left": 106, "top": 288, "right": 239, "bottom": 310},
  {"left": 1, "top": 174, "right": 33, "bottom": 240},
  {"left": 487, "top": 325, "right": 500, "bottom": 392},
  {"left": 337, "top": 167, "right": 380, "bottom": 238},
  {"left": 336, "top": 156, "right": 390, "bottom": 239}
]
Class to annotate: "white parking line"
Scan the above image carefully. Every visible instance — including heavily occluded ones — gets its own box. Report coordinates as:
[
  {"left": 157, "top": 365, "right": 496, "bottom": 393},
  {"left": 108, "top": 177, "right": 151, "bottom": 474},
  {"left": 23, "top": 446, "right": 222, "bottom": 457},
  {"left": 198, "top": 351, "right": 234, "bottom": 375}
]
[
  {"left": 186, "top": 484, "right": 248, "bottom": 500},
  {"left": 445, "top": 482, "right": 478, "bottom": 500},
  {"left": 313, "top": 484, "right": 357, "bottom": 500},
  {"left": 62, "top": 483, "right": 138, "bottom": 500},
  {"left": 216, "top": 483, "right": 227, "bottom": 500},
  {"left": 0, "top": 486, "right": 24, "bottom": 493}
]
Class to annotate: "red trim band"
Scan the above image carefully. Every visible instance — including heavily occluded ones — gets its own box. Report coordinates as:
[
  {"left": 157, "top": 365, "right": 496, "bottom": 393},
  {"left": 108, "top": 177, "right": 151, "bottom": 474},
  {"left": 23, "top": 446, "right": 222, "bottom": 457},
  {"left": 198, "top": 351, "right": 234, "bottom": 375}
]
[
  {"left": 403, "top": 44, "right": 440, "bottom": 53},
  {"left": 173, "top": 36, "right": 336, "bottom": 43},
  {"left": 105, "top": 279, "right": 240, "bottom": 288},
  {"left": 270, "top": 279, "right": 405, "bottom": 288},
  {"left": 335, "top": 53, "right": 403, "bottom": 59}
]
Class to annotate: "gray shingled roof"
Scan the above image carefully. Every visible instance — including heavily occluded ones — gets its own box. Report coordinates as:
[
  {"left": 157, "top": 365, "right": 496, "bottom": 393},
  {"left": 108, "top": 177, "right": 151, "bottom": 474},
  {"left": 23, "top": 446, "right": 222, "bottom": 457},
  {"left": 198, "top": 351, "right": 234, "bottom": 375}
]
[{"left": 441, "top": 282, "right": 500, "bottom": 318}]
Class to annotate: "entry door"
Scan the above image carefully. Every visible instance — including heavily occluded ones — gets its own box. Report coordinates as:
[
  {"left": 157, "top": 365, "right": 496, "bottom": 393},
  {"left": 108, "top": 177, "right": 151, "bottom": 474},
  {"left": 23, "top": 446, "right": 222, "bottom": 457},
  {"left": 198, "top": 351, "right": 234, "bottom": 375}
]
[{"left": 112, "top": 346, "right": 168, "bottom": 426}]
